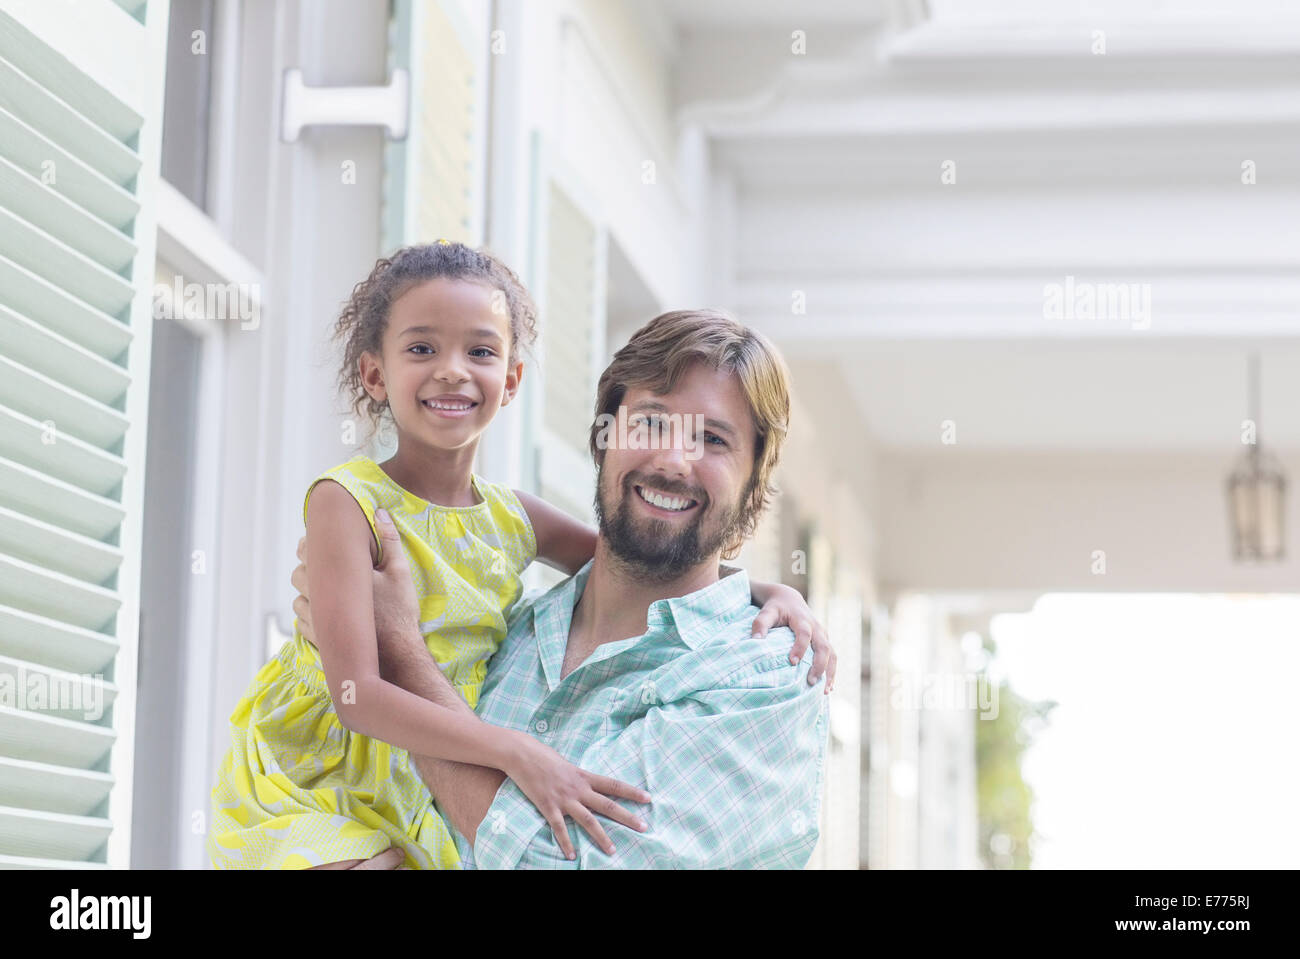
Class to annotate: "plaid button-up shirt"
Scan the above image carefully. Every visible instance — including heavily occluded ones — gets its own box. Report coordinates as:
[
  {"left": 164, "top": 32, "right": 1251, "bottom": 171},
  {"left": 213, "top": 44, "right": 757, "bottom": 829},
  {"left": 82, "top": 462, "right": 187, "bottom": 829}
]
[{"left": 440, "top": 559, "right": 830, "bottom": 869}]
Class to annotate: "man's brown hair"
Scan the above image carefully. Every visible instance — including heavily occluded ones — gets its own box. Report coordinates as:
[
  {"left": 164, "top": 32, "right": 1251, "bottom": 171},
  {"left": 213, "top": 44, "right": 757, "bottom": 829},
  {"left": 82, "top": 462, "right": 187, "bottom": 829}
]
[{"left": 589, "top": 309, "right": 792, "bottom": 559}]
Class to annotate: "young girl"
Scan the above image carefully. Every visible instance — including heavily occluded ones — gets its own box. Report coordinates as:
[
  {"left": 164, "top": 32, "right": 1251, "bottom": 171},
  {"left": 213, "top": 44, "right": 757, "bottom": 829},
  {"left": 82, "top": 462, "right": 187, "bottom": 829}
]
[{"left": 207, "top": 241, "right": 833, "bottom": 870}]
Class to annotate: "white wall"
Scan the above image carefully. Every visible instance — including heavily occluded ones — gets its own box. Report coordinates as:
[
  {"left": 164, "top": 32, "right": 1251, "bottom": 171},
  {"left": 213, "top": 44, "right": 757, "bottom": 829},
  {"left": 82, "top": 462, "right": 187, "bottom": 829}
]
[{"left": 545, "top": 0, "right": 710, "bottom": 309}]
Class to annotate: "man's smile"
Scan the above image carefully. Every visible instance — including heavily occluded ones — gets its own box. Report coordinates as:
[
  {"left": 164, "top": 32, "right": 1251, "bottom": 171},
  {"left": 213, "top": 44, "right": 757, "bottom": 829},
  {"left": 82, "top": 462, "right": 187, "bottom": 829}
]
[{"left": 632, "top": 483, "right": 699, "bottom": 515}]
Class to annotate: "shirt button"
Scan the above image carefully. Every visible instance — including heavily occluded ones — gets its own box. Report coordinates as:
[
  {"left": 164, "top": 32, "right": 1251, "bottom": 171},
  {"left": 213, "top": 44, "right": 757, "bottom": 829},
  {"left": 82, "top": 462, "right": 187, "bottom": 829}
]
[{"left": 534, "top": 719, "right": 548, "bottom": 733}]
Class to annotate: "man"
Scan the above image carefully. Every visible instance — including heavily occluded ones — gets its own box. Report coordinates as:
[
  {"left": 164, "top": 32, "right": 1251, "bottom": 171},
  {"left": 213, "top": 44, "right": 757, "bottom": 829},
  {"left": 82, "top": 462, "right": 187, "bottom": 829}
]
[{"left": 294, "top": 310, "right": 831, "bottom": 868}]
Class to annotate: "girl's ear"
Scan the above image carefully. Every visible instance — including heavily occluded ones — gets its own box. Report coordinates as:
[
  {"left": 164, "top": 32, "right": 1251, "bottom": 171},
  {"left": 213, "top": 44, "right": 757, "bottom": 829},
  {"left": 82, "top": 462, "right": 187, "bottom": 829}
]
[
  {"left": 500, "top": 360, "right": 524, "bottom": 408},
  {"left": 359, "top": 350, "right": 387, "bottom": 405}
]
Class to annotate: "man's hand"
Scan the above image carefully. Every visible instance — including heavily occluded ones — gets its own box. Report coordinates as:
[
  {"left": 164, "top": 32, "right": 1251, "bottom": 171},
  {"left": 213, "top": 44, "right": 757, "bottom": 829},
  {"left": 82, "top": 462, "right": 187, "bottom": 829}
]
[
  {"left": 306, "top": 847, "right": 406, "bottom": 870},
  {"left": 289, "top": 541, "right": 317, "bottom": 641},
  {"left": 367, "top": 509, "right": 424, "bottom": 665},
  {"left": 291, "top": 508, "right": 426, "bottom": 678}
]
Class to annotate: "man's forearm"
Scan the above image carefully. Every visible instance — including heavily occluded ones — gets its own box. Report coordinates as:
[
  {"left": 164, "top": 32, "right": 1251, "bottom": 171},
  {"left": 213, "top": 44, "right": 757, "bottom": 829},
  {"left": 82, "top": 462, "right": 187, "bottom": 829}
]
[
  {"left": 381, "top": 628, "right": 468, "bottom": 713},
  {"left": 415, "top": 753, "right": 507, "bottom": 847},
  {"left": 385, "top": 634, "right": 509, "bottom": 847}
]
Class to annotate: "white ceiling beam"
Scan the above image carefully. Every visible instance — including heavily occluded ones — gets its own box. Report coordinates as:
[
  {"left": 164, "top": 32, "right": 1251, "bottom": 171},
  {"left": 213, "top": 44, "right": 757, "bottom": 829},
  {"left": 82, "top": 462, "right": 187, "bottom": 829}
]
[
  {"left": 700, "top": 87, "right": 1300, "bottom": 139},
  {"left": 886, "top": 14, "right": 1300, "bottom": 62}
]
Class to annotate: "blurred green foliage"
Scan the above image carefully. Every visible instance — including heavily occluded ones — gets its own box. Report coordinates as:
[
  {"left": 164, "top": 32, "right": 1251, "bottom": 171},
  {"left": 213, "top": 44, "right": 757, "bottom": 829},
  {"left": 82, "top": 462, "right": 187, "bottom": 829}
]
[{"left": 975, "top": 635, "right": 1056, "bottom": 869}]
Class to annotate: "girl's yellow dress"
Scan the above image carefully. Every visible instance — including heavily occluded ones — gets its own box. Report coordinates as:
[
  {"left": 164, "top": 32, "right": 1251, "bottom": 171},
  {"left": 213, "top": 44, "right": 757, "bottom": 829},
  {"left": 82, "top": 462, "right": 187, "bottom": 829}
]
[{"left": 206, "top": 456, "right": 537, "bottom": 869}]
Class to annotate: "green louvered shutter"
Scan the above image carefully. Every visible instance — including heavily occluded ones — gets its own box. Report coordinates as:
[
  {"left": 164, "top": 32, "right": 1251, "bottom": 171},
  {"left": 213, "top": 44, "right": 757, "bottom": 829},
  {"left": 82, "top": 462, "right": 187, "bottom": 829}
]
[
  {"left": 530, "top": 135, "right": 607, "bottom": 523},
  {"left": 0, "top": 0, "right": 167, "bottom": 868},
  {"left": 383, "top": 0, "right": 487, "bottom": 250}
]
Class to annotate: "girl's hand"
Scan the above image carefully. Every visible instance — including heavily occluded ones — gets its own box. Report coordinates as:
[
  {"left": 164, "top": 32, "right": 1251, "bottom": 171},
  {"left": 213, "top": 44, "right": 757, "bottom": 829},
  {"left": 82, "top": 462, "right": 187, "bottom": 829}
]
[
  {"left": 503, "top": 732, "right": 651, "bottom": 861},
  {"left": 749, "top": 581, "right": 838, "bottom": 693}
]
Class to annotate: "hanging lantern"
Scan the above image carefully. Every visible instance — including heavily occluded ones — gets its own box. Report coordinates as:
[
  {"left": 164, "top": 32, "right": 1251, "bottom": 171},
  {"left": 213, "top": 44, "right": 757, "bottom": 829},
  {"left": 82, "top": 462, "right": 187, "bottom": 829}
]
[
  {"left": 1227, "top": 354, "right": 1286, "bottom": 562},
  {"left": 1227, "top": 445, "right": 1286, "bottom": 561}
]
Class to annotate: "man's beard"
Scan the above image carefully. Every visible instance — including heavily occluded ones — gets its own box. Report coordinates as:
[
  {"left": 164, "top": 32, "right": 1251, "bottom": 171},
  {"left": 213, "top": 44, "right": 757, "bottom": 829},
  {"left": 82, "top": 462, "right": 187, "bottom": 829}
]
[{"left": 593, "top": 469, "right": 747, "bottom": 582}]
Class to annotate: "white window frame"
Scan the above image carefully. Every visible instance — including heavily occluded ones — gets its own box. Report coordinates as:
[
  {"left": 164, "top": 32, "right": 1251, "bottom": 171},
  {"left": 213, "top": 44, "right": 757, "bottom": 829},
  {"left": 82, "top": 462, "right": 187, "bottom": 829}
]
[
  {"left": 140, "top": 0, "right": 269, "bottom": 869},
  {"left": 150, "top": 178, "right": 263, "bottom": 869}
]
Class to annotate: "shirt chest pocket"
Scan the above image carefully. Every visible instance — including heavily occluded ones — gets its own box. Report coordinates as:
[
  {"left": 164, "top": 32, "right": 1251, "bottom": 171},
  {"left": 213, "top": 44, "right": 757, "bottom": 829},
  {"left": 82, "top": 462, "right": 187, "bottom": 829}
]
[
  {"left": 720, "top": 652, "right": 798, "bottom": 689},
  {"left": 595, "top": 654, "right": 793, "bottom": 740},
  {"left": 599, "top": 671, "right": 690, "bottom": 741}
]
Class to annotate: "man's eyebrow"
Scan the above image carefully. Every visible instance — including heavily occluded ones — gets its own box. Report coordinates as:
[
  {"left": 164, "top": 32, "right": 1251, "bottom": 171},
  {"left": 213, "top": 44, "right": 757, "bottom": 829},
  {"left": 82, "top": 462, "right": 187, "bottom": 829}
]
[{"left": 630, "top": 400, "right": 737, "bottom": 438}]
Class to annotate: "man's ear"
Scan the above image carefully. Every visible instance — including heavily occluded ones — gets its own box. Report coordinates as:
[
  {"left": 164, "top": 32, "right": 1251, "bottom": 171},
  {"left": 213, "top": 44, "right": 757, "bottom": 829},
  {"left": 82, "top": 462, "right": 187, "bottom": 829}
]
[
  {"left": 500, "top": 360, "right": 524, "bottom": 407},
  {"left": 359, "top": 350, "right": 387, "bottom": 406}
]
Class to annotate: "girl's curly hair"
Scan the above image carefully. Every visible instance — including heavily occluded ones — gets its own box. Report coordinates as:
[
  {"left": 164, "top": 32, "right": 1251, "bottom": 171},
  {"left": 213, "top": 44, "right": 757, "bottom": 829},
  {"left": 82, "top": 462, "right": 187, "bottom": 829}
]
[{"left": 333, "top": 241, "right": 539, "bottom": 428}]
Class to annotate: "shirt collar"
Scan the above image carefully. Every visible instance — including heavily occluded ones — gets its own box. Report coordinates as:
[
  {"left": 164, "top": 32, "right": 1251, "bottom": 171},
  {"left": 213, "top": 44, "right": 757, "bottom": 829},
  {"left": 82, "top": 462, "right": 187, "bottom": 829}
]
[{"left": 533, "top": 557, "right": 754, "bottom": 659}]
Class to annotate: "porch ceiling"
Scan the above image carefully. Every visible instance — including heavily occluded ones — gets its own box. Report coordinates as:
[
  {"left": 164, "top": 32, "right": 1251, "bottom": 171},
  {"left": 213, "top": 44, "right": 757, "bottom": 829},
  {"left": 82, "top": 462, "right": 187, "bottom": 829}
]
[{"left": 658, "top": 0, "right": 1300, "bottom": 454}]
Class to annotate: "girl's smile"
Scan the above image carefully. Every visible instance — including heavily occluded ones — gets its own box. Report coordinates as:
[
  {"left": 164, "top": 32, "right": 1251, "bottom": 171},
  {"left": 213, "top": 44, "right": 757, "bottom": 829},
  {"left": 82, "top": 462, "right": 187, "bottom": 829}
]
[{"left": 420, "top": 393, "right": 480, "bottom": 418}]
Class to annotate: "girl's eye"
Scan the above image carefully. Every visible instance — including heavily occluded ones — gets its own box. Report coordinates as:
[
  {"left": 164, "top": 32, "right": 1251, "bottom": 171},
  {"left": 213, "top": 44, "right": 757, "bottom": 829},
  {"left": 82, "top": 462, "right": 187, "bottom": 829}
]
[
  {"left": 408, "top": 344, "right": 433, "bottom": 355},
  {"left": 470, "top": 347, "right": 495, "bottom": 358}
]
